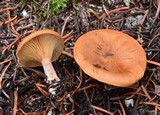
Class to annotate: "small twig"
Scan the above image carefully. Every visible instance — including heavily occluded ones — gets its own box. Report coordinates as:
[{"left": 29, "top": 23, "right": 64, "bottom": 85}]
[{"left": 13, "top": 88, "right": 18, "bottom": 115}]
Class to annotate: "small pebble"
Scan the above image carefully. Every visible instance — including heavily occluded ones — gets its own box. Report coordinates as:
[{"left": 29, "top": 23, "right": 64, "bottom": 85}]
[
  {"left": 124, "top": 0, "right": 130, "bottom": 7},
  {"left": 49, "top": 88, "right": 56, "bottom": 96},
  {"left": 124, "top": 98, "right": 134, "bottom": 107},
  {"left": 21, "top": 10, "right": 29, "bottom": 18},
  {"left": 47, "top": 110, "right": 54, "bottom": 115}
]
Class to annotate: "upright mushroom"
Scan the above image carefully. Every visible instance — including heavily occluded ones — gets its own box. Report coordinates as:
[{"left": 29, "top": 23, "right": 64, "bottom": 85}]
[
  {"left": 16, "top": 29, "right": 64, "bottom": 82},
  {"left": 73, "top": 29, "right": 146, "bottom": 87}
]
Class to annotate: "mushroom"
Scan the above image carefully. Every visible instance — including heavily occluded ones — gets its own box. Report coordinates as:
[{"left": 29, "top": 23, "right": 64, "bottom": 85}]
[
  {"left": 16, "top": 29, "right": 64, "bottom": 82},
  {"left": 73, "top": 29, "right": 146, "bottom": 87}
]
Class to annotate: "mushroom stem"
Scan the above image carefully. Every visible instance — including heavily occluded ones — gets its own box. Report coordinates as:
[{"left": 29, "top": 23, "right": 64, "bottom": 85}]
[{"left": 41, "top": 57, "right": 60, "bottom": 81}]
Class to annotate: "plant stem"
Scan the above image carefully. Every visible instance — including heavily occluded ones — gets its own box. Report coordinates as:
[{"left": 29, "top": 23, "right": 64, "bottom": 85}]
[{"left": 41, "top": 57, "right": 60, "bottom": 82}]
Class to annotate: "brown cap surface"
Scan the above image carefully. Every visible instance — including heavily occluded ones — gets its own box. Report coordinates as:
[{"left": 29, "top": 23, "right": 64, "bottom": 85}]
[
  {"left": 16, "top": 29, "right": 64, "bottom": 67},
  {"left": 73, "top": 29, "right": 146, "bottom": 87}
]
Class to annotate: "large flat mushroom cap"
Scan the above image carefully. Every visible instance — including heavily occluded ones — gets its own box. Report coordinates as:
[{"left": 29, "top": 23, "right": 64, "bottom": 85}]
[
  {"left": 16, "top": 29, "right": 64, "bottom": 67},
  {"left": 73, "top": 29, "right": 146, "bottom": 87}
]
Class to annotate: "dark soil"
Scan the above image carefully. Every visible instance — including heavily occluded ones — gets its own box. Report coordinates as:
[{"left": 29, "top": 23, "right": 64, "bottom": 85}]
[{"left": 0, "top": 0, "right": 160, "bottom": 115}]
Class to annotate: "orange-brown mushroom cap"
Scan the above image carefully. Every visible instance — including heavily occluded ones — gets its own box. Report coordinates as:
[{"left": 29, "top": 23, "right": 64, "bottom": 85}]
[
  {"left": 16, "top": 29, "right": 64, "bottom": 67},
  {"left": 73, "top": 29, "right": 146, "bottom": 87}
]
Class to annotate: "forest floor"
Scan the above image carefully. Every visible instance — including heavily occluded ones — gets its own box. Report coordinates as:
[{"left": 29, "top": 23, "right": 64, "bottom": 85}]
[{"left": 0, "top": 0, "right": 160, "bottom": 115}]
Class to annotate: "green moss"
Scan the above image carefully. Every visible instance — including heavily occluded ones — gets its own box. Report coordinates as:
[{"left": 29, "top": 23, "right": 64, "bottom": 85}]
[
  {"left": 49, "top": 0, "right": 69, "bottom": 15},
  {"left": 60, "top": 54, "right": 73, "bottom": 61},
  {"left": 0, "top": 54, "right": 6, "bottom": 61}
]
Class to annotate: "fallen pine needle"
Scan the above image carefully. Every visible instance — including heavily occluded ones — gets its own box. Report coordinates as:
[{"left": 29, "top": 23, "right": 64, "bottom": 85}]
[
  {"left": 0, "top": 58, "right": 12, "bottom": 65},
  {"left": 0, "top": 61, "right": 11, "bottom": 89},
  {"left": 118, "top": 100, "right": 126, "bottom": 115},
  {"left": 71, "top": 67, "right": 83, "bottom": 96},
  {"left": 4, "top": 15, "right": 17, "bottom": 25},
  {"left": 108, "top": 7, "right": 129, "bottom": 14},
  {"left": 2, "top": 36, "right": 20, "bottom": 54},
  {"left": 87, "top": 8, "right": 102, "bottom": 20},
  {"left": 77, "top": 84, "right": 99, "bottom": 92},
  {"left": 139, "top": 101, "right": 160, "bottom": 110},
  {"left": 65, "top": 110, "right": 75, "bottom": 115},
  {"left": 0, "top": 7, "right": 17, "bottom": 13},
  {"left": 64, "top": 35, "right": 74, "bottom": 44},
  {"left": 61, "top": 16, "right": 70, "bottom": 36},
  {"left": 62, "top": 30, "right": 73, "bottom": 39},
  {"left": 35, "top": 83, "right": 49, "bottom": 97},
  {"left": 91, "top": 104, "right": 113, "bottom": 115},
  {"left": 62, "top": 51, "right": 74, "bottom": 58},
  {"left": 5, "top": 3, "right": 19, "bottom": 36},
  {"left": 141, "top": 85, "right": 152, "bottom": 100},
  {"left": 147, "top": 60, "right": 160, "bottom": 67},
  {"left": 13, "top": 88, "right": 18, "bottom": 115},
  {"left": 139, "top": 10, "right": 149, "bottom": 32}
]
